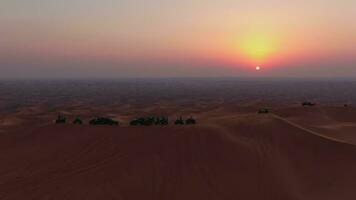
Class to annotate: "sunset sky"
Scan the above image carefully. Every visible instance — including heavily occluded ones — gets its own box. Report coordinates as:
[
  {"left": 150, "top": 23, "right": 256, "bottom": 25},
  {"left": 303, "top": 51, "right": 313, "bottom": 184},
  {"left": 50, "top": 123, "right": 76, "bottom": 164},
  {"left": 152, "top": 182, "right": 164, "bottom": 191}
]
[{"left": 1, "top": 0, "right": 355, "bottom": 78}]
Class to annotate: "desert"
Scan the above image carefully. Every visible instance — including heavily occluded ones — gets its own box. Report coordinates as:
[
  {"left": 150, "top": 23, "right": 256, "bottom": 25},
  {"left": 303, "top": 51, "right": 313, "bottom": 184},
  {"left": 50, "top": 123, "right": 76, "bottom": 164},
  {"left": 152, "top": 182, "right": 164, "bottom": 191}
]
[
  {"left": 1, "top": 79, "right": 356, "bottom": 200},
  {"left": 3, "top": 0, "right": 356, "bottom": 198}
]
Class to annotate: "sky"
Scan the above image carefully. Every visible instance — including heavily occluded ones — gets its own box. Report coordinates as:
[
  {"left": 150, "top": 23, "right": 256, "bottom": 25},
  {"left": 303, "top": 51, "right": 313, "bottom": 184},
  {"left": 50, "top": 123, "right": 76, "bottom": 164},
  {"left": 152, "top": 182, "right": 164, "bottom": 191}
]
[{"left": 1, "top": 0, "right": 355, "bottom": 78}]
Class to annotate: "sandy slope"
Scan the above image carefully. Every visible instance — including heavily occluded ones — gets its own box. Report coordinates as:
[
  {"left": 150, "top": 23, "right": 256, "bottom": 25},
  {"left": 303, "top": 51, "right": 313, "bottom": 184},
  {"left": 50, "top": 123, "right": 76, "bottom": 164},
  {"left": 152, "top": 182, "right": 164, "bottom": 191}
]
[
  {"left": 275, "top": 106, "right": 356, "bottom": 145},
  {"left": 1, "top": 113, "right": 356, "bottom": 200}
]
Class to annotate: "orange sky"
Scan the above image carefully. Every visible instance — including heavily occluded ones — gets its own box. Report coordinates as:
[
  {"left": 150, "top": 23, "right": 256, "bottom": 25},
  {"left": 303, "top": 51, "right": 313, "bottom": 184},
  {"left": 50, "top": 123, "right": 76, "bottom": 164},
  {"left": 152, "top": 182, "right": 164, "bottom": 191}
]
[{"left": 1, "top": 0, "right": 356, "bottom": 78}]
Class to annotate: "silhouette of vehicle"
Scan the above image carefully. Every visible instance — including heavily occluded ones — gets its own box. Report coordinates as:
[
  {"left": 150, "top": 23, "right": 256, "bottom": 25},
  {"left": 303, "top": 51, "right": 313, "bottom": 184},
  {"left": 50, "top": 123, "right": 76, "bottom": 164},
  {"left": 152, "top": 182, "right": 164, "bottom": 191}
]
[
  {"left": 175, "top": 116, "right": 184, "bottom": 125},
  {"left": 155, "top": 116, "right": 169, "bottom": 125},
  {"left": 344, "top": 104, "right": 349, "bottom": 108},
  {"left": 89, "top": 117, "right": 119, "bottom": 126},
  {"left": 258, "top": 108, "right": 269, "bottom": 114},
  {"left": 130, "top": 118, "right": 145, "bottom": 126},
  {"left": 144, "top": 117, "right": 155, "bottom": 126},
  {"left": 130, "top": 117, "right": 152, "bottom": 126},
  {"left": 55, "top": 114, "right": 66, "bottom": 124},
  {"left": 73, "top": 117, "right": 83, "bottom": 125},
  {"left": 185, "top": 116, "right": 196, "bottom": 125},
  {"left": 130, "top": 116, "right": 169, "bottom": 126},
  {"left": 302, "top": 101, "right": 316, "bottom": 106}
]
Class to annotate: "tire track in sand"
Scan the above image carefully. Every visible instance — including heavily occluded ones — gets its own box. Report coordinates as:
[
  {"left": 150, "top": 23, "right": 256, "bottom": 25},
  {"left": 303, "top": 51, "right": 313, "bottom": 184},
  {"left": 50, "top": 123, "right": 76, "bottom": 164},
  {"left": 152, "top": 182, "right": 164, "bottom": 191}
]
[{"left": 271, "top": 114, "right": 356, "bottom": 147}]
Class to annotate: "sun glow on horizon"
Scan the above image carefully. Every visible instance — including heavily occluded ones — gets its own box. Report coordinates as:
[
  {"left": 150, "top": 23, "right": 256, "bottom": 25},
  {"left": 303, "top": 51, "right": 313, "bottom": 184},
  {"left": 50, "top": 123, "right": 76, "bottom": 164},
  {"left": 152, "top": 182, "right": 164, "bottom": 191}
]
[
  {"left": 236, "top": 32, "right": 281, "bottom": 66},
  {"left": 2, "top": 0, "right": 356, "bottom": 78},
  {"left": 240, "top": 35, "right": 276, "bottom": 62}
]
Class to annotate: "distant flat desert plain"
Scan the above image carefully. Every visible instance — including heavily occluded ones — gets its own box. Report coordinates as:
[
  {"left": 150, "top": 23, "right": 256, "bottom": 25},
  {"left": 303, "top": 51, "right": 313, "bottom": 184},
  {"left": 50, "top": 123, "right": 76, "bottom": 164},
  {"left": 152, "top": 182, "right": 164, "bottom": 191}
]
[{"left": 1, "top": 79, "right": 356, "bottom": 200}]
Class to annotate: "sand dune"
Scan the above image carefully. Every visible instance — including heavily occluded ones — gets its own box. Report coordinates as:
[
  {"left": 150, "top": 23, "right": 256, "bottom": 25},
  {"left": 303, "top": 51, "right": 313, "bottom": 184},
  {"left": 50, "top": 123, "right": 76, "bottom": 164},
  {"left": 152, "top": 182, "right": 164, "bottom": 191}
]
[
  {"left": 1, "top": 112, "right": 356, "bottom": 200},
  {"left": 275, "top": 106, "right": 356, "bottom": 145}
]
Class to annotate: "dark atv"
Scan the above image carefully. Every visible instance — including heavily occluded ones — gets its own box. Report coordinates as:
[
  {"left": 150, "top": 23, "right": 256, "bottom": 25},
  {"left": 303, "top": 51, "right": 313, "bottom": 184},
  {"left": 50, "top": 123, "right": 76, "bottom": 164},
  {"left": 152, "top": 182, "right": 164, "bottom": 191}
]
[
  {"left": 73, "top": 117, "right": 83, "bottom": 125},
  {"left": 185, "top": 117, "right": 196, "bottom": 125},
  {"left": 174, "top": 117, "right": 185, "bottom": 125},
  {"left": 55, "top": 114, "right": 66, "bottom": 124},
  {"left": 130, "top": 117, "right": 154, "bottom": 126},
  {"left": 89, "top": 117, "right": 119, "bottom": 126},
  {"left": 130, "top": 116, "right": 169, "bottom": 126},
  {"left": 155, "top": 116, "right": 169, "bottom": 126},
  {"left": 258, "top": 108, "right": 269, "bottom": 114},
  {"left": 302, "top": 101, "right": 316, "bottom": 107}
]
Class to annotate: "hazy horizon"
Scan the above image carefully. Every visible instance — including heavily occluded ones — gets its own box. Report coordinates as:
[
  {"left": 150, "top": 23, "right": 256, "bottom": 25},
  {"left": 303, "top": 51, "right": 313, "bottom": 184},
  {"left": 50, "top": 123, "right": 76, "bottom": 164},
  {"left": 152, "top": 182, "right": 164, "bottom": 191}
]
[{"left": 1, "top": 0, "right": 355, "bottom": 78}]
